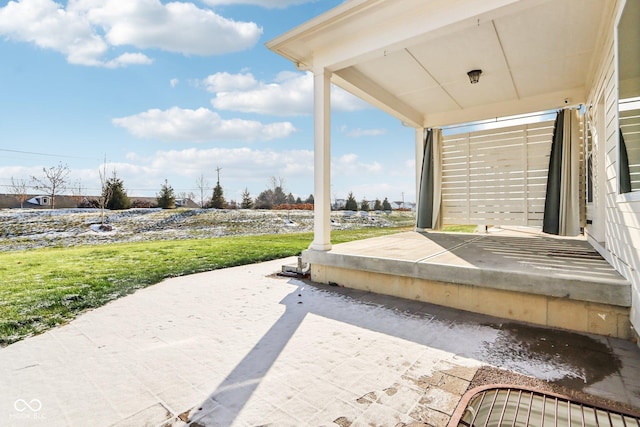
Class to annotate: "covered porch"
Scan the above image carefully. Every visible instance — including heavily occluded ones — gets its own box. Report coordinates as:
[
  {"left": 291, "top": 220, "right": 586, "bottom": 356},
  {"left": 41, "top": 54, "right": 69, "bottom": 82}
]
[
  {"left": 267, "top": 0, "right": 637, "bottom": 339},
  {"left": 304, "top": 227, "right": 631, "bottom": 338}
]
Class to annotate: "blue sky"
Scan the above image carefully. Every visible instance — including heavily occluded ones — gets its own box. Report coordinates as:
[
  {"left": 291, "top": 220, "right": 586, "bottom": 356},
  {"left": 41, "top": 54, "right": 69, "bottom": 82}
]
[{"left": 0, "top": 0, "right": 416, "bottom": 206}]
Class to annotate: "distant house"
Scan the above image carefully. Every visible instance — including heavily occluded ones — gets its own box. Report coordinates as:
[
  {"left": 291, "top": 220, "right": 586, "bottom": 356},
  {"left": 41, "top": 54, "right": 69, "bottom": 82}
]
[
  {"left": 175, "top": 198, "right": 197, "bottom": 208},
  {"left": 0, "top": 194, "right": 80, "bottom": 209},
  {"left": 26, "top": 195, "right": 51, "bottom": 206}
]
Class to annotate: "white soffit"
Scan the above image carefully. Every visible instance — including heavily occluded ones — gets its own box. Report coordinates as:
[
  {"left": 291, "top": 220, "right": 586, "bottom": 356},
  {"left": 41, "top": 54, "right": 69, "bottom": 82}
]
[{"left": 267, "top": 0, "right": 611, "bottom": 127}]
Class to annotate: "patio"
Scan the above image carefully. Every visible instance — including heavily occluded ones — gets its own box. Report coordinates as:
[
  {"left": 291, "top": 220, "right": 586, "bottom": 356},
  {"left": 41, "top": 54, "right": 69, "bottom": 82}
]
[
  {"left": 1, "top": 257, "right": 639, "bottom": 426},
  {"left": 305, "top": 227, "right": 632, "bottom": 339}
]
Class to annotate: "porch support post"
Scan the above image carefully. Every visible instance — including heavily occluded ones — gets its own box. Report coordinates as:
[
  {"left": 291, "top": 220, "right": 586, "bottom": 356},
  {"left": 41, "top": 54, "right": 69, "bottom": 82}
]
[
  {"left": 415, "top": 127, "right": 425, "bottom": 227},
  {"left": 309, "top": 68, "right": 332, "bottom": 251}
]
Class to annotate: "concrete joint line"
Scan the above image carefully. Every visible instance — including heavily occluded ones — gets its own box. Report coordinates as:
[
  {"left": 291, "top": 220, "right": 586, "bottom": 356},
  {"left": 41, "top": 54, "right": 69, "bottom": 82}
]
[{"left": 415, "top": 235, "right": 488, "bottom": 263}]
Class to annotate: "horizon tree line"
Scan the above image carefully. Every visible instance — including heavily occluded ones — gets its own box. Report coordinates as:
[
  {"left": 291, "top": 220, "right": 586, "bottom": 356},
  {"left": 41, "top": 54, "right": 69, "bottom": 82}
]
[{"left": 7, "top": 163, "right": 398, "bottom": 212}]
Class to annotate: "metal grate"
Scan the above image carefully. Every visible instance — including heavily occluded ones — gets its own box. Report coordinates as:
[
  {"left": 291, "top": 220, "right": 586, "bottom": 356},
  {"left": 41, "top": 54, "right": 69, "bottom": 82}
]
[{"left": 450, "top": 386, "right": 640, "bottom": 427}]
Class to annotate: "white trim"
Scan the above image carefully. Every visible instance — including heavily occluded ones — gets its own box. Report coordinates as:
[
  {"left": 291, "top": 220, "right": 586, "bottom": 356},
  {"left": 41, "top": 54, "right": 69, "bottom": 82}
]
[
  {"left": 309, "top": 69, "right": 333, "bottom": 252},
  {"left": 587, "top": 234, "right": 613, "bottom": 265},
  {"left": 617, "top": 191, "right": 640, "bottom": 203},
  {"left": 614, "top": 0, "right": 624, "bottom": 196}
]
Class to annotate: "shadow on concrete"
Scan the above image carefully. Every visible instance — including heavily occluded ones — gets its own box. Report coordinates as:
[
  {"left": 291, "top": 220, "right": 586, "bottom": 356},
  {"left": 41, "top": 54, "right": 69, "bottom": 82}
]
[{"left": 187, "top": 274, "right": 627, "bottom": 426}]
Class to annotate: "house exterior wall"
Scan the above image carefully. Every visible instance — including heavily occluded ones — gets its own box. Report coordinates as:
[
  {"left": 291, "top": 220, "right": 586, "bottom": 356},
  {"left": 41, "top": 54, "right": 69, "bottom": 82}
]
[{"left": 585, "top": 0, "right": 640, "bottom": 333}]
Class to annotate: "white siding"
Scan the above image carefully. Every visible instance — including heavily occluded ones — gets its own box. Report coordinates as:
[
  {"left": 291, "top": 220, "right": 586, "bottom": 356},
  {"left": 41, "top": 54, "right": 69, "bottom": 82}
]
[{"left": 586, "top": 0, "right": 640, "bottom": 329}]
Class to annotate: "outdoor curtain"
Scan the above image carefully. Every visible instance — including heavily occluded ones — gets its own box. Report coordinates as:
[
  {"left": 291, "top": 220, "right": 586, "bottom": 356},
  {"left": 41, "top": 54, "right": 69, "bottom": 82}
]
[
  {"left": 416, "top": 128, "right": 442, "bottom": 230},
  {"left": 620, "top": 129, "right": 632, "bottom": 194},
  {"left": 542, "top": 108, "right": 580, "bottom": 236}
]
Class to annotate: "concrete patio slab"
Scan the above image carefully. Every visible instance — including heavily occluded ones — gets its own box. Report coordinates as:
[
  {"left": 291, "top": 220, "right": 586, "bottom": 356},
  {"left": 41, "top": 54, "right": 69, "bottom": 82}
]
[
  {"left": 305, "top": 229, "right": 631, "bottom": 306},
  {"left": 1, "top": 257, "right": 639, "bottom": 426}
]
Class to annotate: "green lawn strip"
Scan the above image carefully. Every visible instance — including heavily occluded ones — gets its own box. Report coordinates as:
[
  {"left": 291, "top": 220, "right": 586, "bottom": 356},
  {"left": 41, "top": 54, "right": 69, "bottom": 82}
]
[
  {"left": 0, "top": 227, "right": 410, "bottom": 346},
  {"left": 442, "top": 224, "right": 478, "bottom": 233}
]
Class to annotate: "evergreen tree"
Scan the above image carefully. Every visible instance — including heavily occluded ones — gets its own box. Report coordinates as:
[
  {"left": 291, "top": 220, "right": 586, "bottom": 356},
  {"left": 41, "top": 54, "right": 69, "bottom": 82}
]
[
  {"left": 105, "top": 173, "right": 131, "bottom": 210},
  {"left": 273, "top": 186, "right": 287, "bottom": 205},
  {"left": 240, "top": 188, "right": 253, "bottom": 209},
  {"left": 373, "top": 198, "right": 383, "bottom": 211},
  {"left": 305, "top": 194, "right": 314, "bottom": 204},
  {"left": 360, "top": 198, "right": 370, "bottom": 212},
  {"left": 209, "top": 181, "right": 226, "bottom": 209},
  {"left": 382, "top": 197, "right": 392, "bottom": 211},
  {"left": 295, "top": 196, "right": 303, "bottom": 204},
  {"left": 157, "top": 179, "right": 176, "bottom": 209},
  {"left": 254, "top": 177, "right": 288, "bottom": 209},
  {"left": 254, "top": 189, "right": 274, "bottom": 209},
  {"left": 286, "top": 192, "right": 296, "bottom": 204},
  {"left": 345, "top": 192, "right": 358, "bottom": 211}
]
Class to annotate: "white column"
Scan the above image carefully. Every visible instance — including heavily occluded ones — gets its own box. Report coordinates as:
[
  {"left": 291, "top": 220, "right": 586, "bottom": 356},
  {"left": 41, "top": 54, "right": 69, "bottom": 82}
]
[
  {"left": 310, "top": 69, "right": 332, "bottom": 251},
  {"left": 414, "top": 127, "right": 424, "bottom": 225}
]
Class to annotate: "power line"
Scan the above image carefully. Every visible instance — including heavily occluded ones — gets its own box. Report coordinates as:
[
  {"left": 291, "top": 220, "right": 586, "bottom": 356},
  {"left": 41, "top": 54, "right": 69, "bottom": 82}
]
[{"left": 0, "top": 148, "right": 95, "bottom": 160}]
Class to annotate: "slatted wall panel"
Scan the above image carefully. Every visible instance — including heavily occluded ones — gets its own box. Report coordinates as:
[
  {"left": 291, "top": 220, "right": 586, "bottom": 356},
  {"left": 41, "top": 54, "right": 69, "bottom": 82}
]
[{"left": 441, "top": 121, "right": 555, "bottom": 227}]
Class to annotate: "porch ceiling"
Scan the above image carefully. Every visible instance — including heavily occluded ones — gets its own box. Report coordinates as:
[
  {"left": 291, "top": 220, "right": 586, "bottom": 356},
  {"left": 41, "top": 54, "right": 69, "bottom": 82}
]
[{"left": 266, "top": 0, "right": 613, "bottom": 127}]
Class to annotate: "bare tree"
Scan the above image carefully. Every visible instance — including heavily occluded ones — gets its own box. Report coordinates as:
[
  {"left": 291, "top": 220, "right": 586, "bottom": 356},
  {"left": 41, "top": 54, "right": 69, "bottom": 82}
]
[
  {"left": 98, "top": 159, "right": 112, "bottom": 225},
  {"left": 31, "top": 163, "right": 70, "bottom": 209},
  {"left": 9, "top": 177, "right": 29, "bottom": 208},
  {"left": 270, "top": 176, "right": 285, "bottom": 192},
  {"left": 195, "top": 174, "right": 210, "bottom": 208}
]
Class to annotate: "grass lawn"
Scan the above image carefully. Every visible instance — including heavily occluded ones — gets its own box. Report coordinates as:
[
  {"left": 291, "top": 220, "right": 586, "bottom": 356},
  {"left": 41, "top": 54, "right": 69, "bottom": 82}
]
[{"left": 0, "top": 227, "right": 411, "bottom": 346}]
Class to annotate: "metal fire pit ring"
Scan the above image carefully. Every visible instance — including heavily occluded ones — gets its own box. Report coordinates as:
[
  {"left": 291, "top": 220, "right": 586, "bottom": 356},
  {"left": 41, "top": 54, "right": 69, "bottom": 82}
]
[{"left": 448, "top": 384, "right": 640, "bottom": 427}]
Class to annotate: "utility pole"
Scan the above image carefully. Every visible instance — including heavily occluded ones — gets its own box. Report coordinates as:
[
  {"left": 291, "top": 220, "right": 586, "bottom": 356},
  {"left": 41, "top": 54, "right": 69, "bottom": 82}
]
[{"left": 401, "top": 192, "right": 405, "bottom": 208}]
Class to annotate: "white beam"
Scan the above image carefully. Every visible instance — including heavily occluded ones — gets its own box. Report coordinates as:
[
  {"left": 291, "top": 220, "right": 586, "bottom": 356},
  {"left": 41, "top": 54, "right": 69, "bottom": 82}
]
[
  {"left": 424, "top": 86, "right": 587, "bottom": 127},
  {"left": 309, "top": 69, "right": 332, "bottom": 252}
]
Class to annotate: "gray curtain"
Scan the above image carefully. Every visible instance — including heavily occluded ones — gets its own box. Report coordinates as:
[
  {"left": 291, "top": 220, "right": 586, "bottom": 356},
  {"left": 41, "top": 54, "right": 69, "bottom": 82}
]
[
  {"left": 620, "top": 129, "right": 632, "bottom": 194},
  {"left": 416, "top": 129, "right": 434, "bottom": 229},
  {"left": 543, "top": 109, "right": 580, "bottom": 236},
  {"left": 416, "top": 129, "right": 442, "bottom": 229},
  {"left": 543, "top": 112, "right": 563, "bottom": 235}
]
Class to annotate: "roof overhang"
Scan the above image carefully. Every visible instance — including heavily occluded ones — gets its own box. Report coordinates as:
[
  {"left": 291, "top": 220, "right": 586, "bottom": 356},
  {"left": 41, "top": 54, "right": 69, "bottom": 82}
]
[{"left": 267, "top": 0, "right": 614, "bottom": 127}]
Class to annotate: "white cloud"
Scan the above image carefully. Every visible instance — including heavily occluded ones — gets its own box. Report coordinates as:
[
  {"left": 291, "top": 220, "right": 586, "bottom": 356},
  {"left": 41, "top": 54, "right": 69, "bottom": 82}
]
[
  {"left": 210, "top": 71, "right": 370, "bottom": 116},
  {"left": 0, "top": 0, "right": 109, "bottom": 66},
  {"left": 0, "top": 0, "right": 262, "bottom": 67},
  {"left": 201, "top": 0, "right": 316, "bottom": 8},
  {"left": 170, "top": 78, "right": 179, "bottom": 88},
  {"left": 105, "top": 52, "right": 154, "bottom": 68},
  {"left": 79, "top": 0, "right": 262, "bottom": 55},
  {"left": 86, "top": 147, "right": 315, "bottom": 195},
  {"left": 149, "top": 147, "right": 314, "bottom": 178},
  {"left": 334, "top": 153, "right": 383, "bottom": 176},
  {"left": 201, "top": 72, "right": 258, "bottom": 92},
  {"left": 112, "top": 107, "right": 296, "bottom": 142},
  {"left": 341, "top": 126, "right": 386, "bottom": 138}
]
